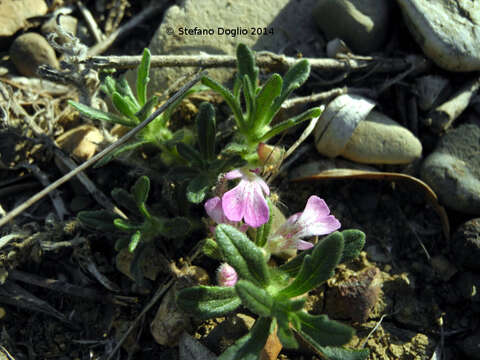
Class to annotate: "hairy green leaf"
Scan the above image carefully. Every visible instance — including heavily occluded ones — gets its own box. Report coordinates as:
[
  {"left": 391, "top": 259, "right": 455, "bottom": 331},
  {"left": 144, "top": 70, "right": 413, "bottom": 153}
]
[
  {"left": 136, "top": 48, "right": 151, "bottom": 106},
  {"left": 112, "top": 91, "right": 138, "bottom": 118},
  {"left": 132, "top": 176, "right": 150, "bottom": 218},
  {"left": 177, "top": 142, "right": 204, "bottom": 168},
  {"left": 116, "top": 77, "right": 139, "bottom": 109},
  {"left": 177, "top": 286, "right": 241, "bottom": 320},
  {"left": 235, "top": 280, "right": 273, "bottom": 317},
  {"left": 68, "top": 100, "right": 136, "bottom": 127},
  {"left": 278, "top": 231, "right": 344, "bottom": 298},
  {"left": 341, "top": 229, "right": 366, "bottom": 263},
  {"left": 113, "top": 218, "right": 140, "bottom": 231},
  {"left": 258, "top": 107, "right": 322, "bottom": 143},
  {"left": 294, "top": 311, "right": 354, "bottom": 347},
  {"left": 186, "top": 174, "right": 211, "bottom": 204},
  {"left": 253, "top": 74, "right": 282, "bottom": 129},
  {"left": 268, "top": 59, "right": 310, "bottom": 119},
  {"left": 196, "top": 102, "right": 216, "bottom": 161},
  {"left": 218, "top": 317, "right": 272, "bottom": 360},
  {"left": 135, "top": 95, "right": 158, "bottom": 122},
  {"left": 201, "top": 76, "right": 245, "bottom": 131},
  {"left": 236, "top": 43, "right": 258, "bottom": 91},
  {"left": 215, "top": 224, "right": 270, "bottom": 287},
  {"left": 111, "top": 188, "right": 139, "bottom": 214},
  {"left": 158, "top": 216, "right": 191, "bottom": 238}
]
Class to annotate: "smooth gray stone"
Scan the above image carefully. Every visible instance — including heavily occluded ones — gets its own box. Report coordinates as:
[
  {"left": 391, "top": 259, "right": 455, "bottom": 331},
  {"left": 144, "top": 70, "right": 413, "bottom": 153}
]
[
  {"left": 421, "top": 124, "right": 480, "bottom": 214},
  {"left": 397, "top": 0, "right": 480, "bottom": 71}
]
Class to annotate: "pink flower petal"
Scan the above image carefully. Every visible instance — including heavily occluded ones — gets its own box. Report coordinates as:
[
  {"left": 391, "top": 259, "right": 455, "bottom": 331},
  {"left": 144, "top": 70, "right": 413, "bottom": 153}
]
[
  {"left": 297, "top": 240, "right": 314, "bottom": 250},
  {"left": 204, "top": 197, "right": 225, "bottom": 224},
  {"left": 243, "top": 183, "right": 269, "bottom": 227},
  {"left": 299, "top": 196, "right": 331, "bottom": 224},
  {"left": 222, "top": 181, "right": 248, "bottom": 222},
  {"left": 224, "top": 169, "right": 243, "bottom": 180},
  {"left": 300, "top": 215, "right": 341, "bottom": 237}
]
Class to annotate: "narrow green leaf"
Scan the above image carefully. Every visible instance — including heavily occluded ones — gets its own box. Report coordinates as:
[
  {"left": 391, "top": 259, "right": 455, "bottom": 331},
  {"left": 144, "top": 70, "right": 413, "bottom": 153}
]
[
  {"left": 236, "top": 43, "right": 258, "bottom": 91},
  {"left": 132, "top": 176, "right": 150, "bottom": 218},
  {"left": 113, "top": 218, "right": 140, "bottom": 231},
  {"left": 186, "top": 174, "right": 212, "bottom": 204},
  {"left": 135, "top": 95, "right": 158, "bottom": 122},
  {"left": 242, "top": 75, "right": 255, "bottom": 126},
  {"left": 268, "top": 59, "right": 310, "bottom": 119},
  {"left": 219, "top": 317, "right": 272, "bottom": 360},
  {"left": 235, "top": 280, "right": 273, "bottom": 317},
  {"left": 341, "top": 229, "right": 366, "bottom": 263},
  {"left": 294, "top": 311, "right": 354, "bottom": 347},
  {"left": 278, "top": 231, "right": 344, "bottom": 298},
  {"left": 176, "top": 285, "right": 241, "bottom": 320},
  {"left": 100, "top": 75, "right": 116, "bottom": 97},
  {"left": 253, "top": 74, "right": 282, "bottom": 129},
  {"left": 176, "top": 142, "right": 204, "bottom": 167},
  {"left": 128, "top": 230, "right": 142, "bottom": 252},
  {"left": 276, "top": 312, "right": 298, "bottom": 349},
  {"left": 68, "top": 100, "right": 136, "bottom": 127},
  {"left": 136, "top": 48, "right": 151, "bottom": 106},
  {"left": 215, "top": 224, "right": 270, "bottom": 287},
  {"left": 116, "top": 77, "right": 140, "bottom": 109},
  {"left": 201, "top": 76, "right": 245, "bottom": 131},
  {"left": 112, "top": 91, "right": 139, "bottom": 118},
  {"left": 77, "top": 210, "right": 118, "bottom": 232},
  {"left": 196, "top": 102, "right": 216, "bottom": 161},
  {"left": 258, "top": 107, "right": 322, "bottom": 143}
]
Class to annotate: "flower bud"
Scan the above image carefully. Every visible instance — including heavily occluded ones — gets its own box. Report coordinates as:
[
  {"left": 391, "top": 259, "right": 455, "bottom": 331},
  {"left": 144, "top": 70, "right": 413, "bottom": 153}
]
[
  {"left": 257, "top": 143, "right": 285, "bottom": 168},
  {"left": 216, "top": 263, "right": 238, "bottom": 287}
]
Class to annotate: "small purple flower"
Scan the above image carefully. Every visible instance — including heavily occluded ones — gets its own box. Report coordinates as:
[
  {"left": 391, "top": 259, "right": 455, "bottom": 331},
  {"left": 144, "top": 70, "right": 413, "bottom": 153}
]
[
  {"left": 217, "top": 263, "right": 238, "bottom": 287},
  {"left": 221, "top": 168, "right": 270, "bottom": 228},
  {"left": 266, "top": 195, "right": 341, "bottom": 255}
]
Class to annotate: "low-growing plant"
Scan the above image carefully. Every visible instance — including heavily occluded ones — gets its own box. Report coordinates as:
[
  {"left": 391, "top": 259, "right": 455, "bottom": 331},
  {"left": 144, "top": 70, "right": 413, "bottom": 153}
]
[
  {"left": 69, "top": 48, "right": 200, "bottom": 166},
  {"left": 78, "top": 175, "right": 190, "bottom": 284},
  {"left": 177, "top": 188, "right": 369, "bottom": 360},
  {"left": 201, "top": 44, "right": 322, "bottom": 163}
]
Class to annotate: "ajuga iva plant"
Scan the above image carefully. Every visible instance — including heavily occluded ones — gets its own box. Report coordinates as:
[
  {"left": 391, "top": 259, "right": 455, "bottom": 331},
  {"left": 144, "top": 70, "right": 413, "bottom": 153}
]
[
  {"left": 169, "top": 102, "right": 246, "bottom": 204},
  {"left": 177, "top": 189, "right": 370, "bottom": 360},
  {"left": 68, "top": 48, "right": 200, "bottom": 166},
  {"left": 201, "top": 43, "right": 322, "bottom": 164},
  {"left": 77, "top": 176, "right": 190, "bottom": 284}
]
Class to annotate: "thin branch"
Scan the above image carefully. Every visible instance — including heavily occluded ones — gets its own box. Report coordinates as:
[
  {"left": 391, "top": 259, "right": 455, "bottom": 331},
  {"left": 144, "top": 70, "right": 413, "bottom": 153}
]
[
  {"left": 0, "top": 70, "right": 207, "bottom": 229},
  {"left": 76, "top": 1, "right": 104, "bottom": 44},
  {"left": 85, "top": 52, "right": 428, "bottom": 74}
]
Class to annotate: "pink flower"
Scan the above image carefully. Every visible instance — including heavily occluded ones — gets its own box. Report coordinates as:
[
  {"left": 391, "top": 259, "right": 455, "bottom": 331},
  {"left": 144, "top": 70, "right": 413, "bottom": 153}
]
[
  {"left": 217, "top": 263, "right": 238, "bottom": 287},
  {"left": 266, "top": 195, "right": 341, "bottom": 255},
  {"left": 221, "top": 168, "right": 270, "bottom": 228},
  {"left": 204, "top": 196, "right": 248, "bottom": 232}
]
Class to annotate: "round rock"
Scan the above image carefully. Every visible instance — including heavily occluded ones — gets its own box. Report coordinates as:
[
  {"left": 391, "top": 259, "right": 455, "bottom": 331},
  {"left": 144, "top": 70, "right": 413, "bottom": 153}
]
[
  {"left": 451, "top": 219, "right": 480, "bottom": 271},
  {"left": 9, "top": 32, "right": 59, "bottom": 77},
  {"left": 342, "top": 111, "right": 422, "bottom": 164},
  {"left": 420, "top": 123, "right": 480, "bottom": 214},
  {"left": 145, "top": 0, "right": 319, "bottom": 92},
  {"left": 313, "top": 0, "right": 392, "bottom": 54},
  {"left": 0, "top": 0, "right": 48, "bottom": 38},
  {"left": 397, "top": 0, "right": 480, "bottom": 71}
]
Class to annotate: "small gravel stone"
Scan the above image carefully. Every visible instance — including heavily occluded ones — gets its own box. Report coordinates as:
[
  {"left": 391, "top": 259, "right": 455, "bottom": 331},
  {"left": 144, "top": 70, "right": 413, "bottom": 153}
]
[
  {"left": 9, "top": 32, "right": 59, "bottom": 77},
  {"left": 0, "top": 0, "right": 48, "bottom": 38}
]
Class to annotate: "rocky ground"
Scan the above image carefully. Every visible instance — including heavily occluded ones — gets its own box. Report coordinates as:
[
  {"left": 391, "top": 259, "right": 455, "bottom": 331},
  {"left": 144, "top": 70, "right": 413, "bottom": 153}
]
[{"left": 1, "top": 0, "right": 480, "bottom": 359}]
